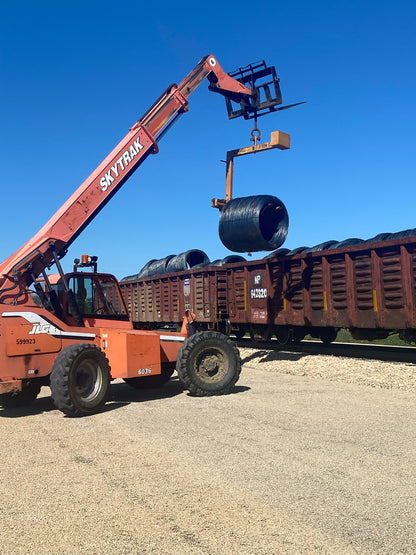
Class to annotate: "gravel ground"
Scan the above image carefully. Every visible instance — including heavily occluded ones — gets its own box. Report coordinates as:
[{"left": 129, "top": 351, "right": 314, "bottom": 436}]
[
  {"left": 238, "top": 346, "right": 416, "bottom": 391},
  {"left": 0, "top": 349, "right": 415, "bottom": 554}
]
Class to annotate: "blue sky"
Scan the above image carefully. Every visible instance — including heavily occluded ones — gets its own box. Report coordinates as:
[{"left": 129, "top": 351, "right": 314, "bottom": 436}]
[{"left": 1, "top": 1, "right": 415, "bottom": 279}]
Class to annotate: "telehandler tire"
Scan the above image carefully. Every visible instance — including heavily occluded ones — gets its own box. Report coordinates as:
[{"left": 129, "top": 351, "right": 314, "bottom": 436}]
[
  {"left": 0, "top": 380, "right": 42, "bottom": 409},
  {"left": 123, "top": 362, "right": 175, "bottom": 389},
  {"left": 50, "top": 343, "right": 111, "bottom": 416},
  {"left": 176, "top": 331, "right": 241, "bottom": 396}
]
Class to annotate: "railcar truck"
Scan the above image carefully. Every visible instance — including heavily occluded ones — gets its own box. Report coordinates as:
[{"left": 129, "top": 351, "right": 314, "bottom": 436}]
[{"left": 0, "top": 55, "right": 281, "bottom": 415}]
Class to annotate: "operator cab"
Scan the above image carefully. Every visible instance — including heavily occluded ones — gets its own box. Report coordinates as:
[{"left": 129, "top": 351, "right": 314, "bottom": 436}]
[
  {"left": 66, "top": 272, "right": 128, "bottom": 320},
  {"left": 32, "top": 254, "right": 129, "bottom": 324},
  {"left": 45, "top": 272, "right": 129, "bottom": 324},
  {"left": 65, "top": 254, "right": 128, "bottom": 321}
]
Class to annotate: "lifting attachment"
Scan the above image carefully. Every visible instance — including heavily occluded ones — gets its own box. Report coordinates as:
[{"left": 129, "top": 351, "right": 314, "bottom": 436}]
[
  {"left": 224, "top": 60, "right": 305, "bottom": 120},
  {"left": 211, "top": 130, "right": 291, "bottom": 211},
  {"left": 212, "top": 60, "right": 303, "bottom": 210}
]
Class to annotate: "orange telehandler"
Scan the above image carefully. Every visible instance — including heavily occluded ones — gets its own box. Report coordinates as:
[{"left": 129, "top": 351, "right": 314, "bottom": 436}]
[{"left": 0, "top": 55, "right": 283, "bottom": 415}]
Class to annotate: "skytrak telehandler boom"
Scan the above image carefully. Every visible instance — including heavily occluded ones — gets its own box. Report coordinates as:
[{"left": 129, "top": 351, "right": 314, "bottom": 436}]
[
  {"left": 0, "top": 55, "right": 253, "bottom": 302},
  {"left": 0, "top": 55, "right": 283, "bottom": 415}
]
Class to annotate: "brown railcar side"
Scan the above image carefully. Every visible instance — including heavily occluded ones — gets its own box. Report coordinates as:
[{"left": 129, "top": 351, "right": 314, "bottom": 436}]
[{"left": 119, "top": 233, "right": 416, "bottom": 344}]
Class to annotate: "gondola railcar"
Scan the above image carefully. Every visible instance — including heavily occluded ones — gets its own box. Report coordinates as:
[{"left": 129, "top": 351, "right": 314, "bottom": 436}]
[{"left": 119, "top": 230, "right": 416, "bottom": 345}]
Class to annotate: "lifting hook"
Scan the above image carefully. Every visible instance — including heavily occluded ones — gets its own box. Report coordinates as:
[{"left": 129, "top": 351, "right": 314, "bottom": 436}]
[{"left": 250, "top": 114, "right": 261, "bottom": 146}]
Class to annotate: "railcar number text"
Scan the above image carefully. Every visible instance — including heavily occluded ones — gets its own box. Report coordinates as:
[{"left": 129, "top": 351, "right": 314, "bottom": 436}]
[{"left": 250, "top": 288, "right": 267, "bottom": 299}]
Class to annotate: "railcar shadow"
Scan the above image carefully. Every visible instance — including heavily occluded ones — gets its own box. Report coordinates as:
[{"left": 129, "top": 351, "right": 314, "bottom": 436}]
[
  {"left": 240, "top": 349, "right": 305, "bottom": 365},
  {"left": 182, "top": 384, "right": 250, "bottom": 397}
]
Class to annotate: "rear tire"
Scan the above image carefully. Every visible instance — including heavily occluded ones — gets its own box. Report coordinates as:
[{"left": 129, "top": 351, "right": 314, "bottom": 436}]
[
  {"left": 50, "top": 343, "right": 110, "bottom": 416},
  {"left": 176, "top": 331, "right": 241, "bottom": 396}
]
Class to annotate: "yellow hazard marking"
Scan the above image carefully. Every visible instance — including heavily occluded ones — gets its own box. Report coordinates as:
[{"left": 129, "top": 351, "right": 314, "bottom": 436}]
[
  {"left": 373, "top": 290, "right": 378, "bottom": 312},
  {"left": 283, "top": 297, "right": 287, "bottom": 311},
  {"left": 323, "top": 291, "right": 328, "bottom": 311}
]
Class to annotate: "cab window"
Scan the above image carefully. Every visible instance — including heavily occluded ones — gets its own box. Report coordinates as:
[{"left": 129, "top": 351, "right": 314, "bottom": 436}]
[{"left": 68, "top": 274, "right": 128, "bottom": 318}]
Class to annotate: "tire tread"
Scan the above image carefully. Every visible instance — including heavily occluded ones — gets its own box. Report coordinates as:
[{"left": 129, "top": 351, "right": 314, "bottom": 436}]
[
  {"left": 50, "top": 343, "right": 110, "bottom": 416},
  {"left": 176, "top": 331, "right": 241, "bottom": 396}
]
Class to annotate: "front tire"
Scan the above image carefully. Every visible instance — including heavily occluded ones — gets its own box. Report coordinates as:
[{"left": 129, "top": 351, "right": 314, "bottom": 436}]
[
  {"left": 176, "top": 331, "right": 241, "bottom": 396},
  {"left": 50, "top": 343, "right": 111, "bottom": 416}
]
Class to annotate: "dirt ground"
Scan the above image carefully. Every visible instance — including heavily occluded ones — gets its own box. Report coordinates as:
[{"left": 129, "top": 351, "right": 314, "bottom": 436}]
[{"left": 1, "top": 350, "right": 415, "bottom": 554}]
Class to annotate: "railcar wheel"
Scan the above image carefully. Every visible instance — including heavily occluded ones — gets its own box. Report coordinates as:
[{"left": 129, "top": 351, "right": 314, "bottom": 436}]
[
  {"left": 50, "top": 343, "right": 111, "bottom": 416},
  {"left": 176, "top": 331, "right": 241, "bottom": 396},
  {"left": 292, "top": 328, "right": 306, "bottom": 344},
  {"left": 123, "top": 362, "right": 175, "bottom": 389},
  {"left": 275, "top": 326, "right": 291, "bottom": 345},
  {"left": 320, "top": 327, "right": 338, "bottom": 344},
  {"left": 0, "top": 380, "right": 42, "bottom": 409},
  {"left": 233, "top": 327, "right": 245, "bottom": 339},
  {"left": 249, "top": 325, "right": 272, "bottom": 342}
]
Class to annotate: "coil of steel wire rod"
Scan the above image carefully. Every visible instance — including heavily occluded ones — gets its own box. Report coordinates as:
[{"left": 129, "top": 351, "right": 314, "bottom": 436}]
[
  {"left": 304, "top": 240, "right": 339, "bottom": 253},
  {"left": 209, "top": 255, "right": 246, "bottom": 267},
  {"left": 165, "top": 249, "right": 210, "bottom": 272},
  {"left": 218, "top": 195, "right": 289, "bottom": 252},
  {"left": 139, "top": 255, "right": 175, "bottom": 277},
  {"left": 120, "top": 273, "right": 139, "bottom": 282},
  {"left": 363, "top": 233, "right": 392, "bottom": 244},
  {"left": 384, "top": 228, "right": 416, "bottom": 240},
  {"left": 264, "top": 248, "right": 291, "bottom": 259},
  {"left": 287, "top": 246, "right": 309, "bottom": 255},
  {"left": 221, "top": 255, "right": 246, "bottom": 264},
  {"left": 136, "top": 259, "right": 157, "bottom": 278},
  {"left": 334, "top": 238, "right": 364, "bottom": 248}
]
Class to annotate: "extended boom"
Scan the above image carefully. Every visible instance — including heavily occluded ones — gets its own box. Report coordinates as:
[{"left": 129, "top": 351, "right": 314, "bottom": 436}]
[{"left": 0, "top": 55, "right": 251, "bottom": 304}]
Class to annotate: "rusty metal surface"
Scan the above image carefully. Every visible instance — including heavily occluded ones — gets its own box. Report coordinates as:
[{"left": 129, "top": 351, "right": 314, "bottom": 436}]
[{"left": 119, "top": 231, "right": 416, "bottom": 339}]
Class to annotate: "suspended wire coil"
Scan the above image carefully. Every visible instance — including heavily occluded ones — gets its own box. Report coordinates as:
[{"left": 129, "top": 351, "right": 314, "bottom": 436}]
[{"left": 218, "top": 195, "right": 289, "bottom": 252}]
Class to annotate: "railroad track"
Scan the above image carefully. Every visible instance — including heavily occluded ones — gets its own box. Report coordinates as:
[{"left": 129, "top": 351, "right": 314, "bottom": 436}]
[{"left": 236, "top": 337, "right": 416, "bottom": 364}]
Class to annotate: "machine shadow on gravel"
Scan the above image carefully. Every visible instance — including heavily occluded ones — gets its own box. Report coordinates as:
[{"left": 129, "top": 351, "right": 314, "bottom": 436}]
[
  {"left": 0, "top": 393, "right": 56, "bottom": 418},
  {"left": 0, "top": 377, "right": 249, "bottom": 419},
  {"left": 110, "top": 377, "right": 184, "bottom": 403},
  {"left": 0, "top": 394, "right": 129, "bottom": 419},
  {"left": 110, "top": 377, "right": 250, "bottom": 403}
]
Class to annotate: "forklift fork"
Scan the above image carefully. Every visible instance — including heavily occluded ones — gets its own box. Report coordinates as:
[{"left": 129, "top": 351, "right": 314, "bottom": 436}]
[{"left": 225, "top": 60, "right": 304, "bottom": 120}]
